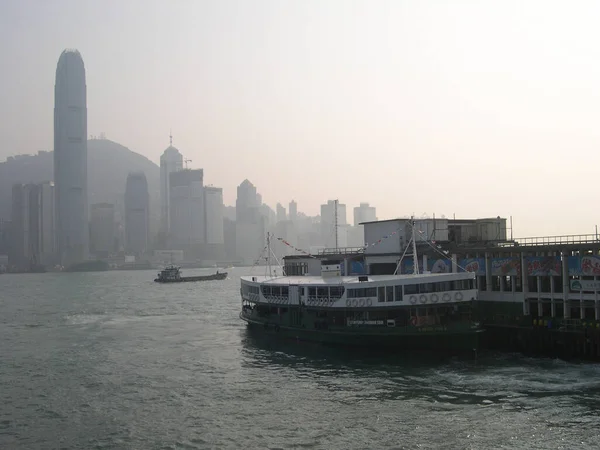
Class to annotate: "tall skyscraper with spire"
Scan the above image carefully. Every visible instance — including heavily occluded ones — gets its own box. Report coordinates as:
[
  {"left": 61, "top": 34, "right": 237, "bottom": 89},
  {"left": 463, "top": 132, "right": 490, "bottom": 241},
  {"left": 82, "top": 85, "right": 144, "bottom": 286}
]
[
  {"left": 54, "top": 49, "right": 89, "bottom": 265},
  {"left": 160, "top": 132, "right": 183, "bottom": 234}
]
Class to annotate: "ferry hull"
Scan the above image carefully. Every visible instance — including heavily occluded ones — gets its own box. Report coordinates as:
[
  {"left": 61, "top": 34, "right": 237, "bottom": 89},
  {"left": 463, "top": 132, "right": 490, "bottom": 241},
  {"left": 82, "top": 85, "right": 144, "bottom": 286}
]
[{"left": 241, "top": 314, "right": 483, "bottom": 353}]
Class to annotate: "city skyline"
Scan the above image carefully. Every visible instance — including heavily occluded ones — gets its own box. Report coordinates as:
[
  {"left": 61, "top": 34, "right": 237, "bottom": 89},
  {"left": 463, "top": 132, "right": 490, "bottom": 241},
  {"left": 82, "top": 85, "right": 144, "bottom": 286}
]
[{"left": 3, "top": 1, "right": 600, "bottom": 236}]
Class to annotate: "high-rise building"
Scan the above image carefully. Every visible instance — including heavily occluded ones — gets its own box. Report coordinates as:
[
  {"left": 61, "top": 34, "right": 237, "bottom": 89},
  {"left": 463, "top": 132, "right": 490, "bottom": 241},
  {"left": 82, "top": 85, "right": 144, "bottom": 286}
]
[
  {"left": 90, "top": 203, "right": 115, "bottom": 257},
  {"left": 9, "top": 184, "right": 32, "bottom": 270},
  {"left": 160, "top": 135, "right": 183, "bottom": 234},
  {"left": 29, "top": 182, "right": 56, "bottom": 266},
  {"left": 235, "top": 179, "right": 266, "bottom": 264},
  {"left": 54, "top": 49, "right": 89, "bottom": 266},
  {"left": 169, "top": 169, "right": 204, "bottom": 252},
  {"left": 125, "top": 172, "right": 150, "bottom": 256},
  {"left": 276, "top": 203, "right": 287, "bottom": 223},
  {"left": 0, "top": 219, "right": 10, "bottom": 258},
  {"left": 204, "top": 186, "right": 224, "bottom": 245},
  {"left": 289, "top": 200, "right": 297, "bottom": 223},
  {"left": 354, "top": 202, "right": 377, "bottom": 226},
  {"left": 320, "top": 200, "right": 347, "bottom": 248},
  {"left": 235, "top": 179, "right": 260, "bottom": 223},
  {"left": 9, "top": 183, "right": 56, "bottom": 270}
]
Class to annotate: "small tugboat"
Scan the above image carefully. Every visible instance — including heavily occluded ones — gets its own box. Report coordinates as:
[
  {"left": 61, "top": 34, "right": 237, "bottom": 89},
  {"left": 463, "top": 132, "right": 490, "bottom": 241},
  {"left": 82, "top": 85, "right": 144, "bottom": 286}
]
[{"left": 154, "top": 264, "right": 227, "bottom": 283}]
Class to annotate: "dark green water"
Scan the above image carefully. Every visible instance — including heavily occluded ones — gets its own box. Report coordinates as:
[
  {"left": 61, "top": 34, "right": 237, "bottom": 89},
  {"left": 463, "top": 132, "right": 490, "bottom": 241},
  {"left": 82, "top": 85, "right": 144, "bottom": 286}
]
[{"left": 1, "top": 268, "right": 600, "bottom": 449}]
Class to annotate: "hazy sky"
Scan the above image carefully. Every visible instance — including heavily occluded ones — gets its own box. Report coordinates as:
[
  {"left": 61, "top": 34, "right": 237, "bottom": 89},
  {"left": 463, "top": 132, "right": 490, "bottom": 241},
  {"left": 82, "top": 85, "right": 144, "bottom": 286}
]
[{"left": 1, "top": 0, "right": 600, "bottom": 237}]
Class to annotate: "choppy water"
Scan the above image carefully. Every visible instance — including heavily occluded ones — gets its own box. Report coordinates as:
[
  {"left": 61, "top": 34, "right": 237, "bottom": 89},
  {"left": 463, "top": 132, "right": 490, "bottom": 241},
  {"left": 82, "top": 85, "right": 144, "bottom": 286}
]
[{"left": 1, "top": 268, "right": 600, "bottom": 449}]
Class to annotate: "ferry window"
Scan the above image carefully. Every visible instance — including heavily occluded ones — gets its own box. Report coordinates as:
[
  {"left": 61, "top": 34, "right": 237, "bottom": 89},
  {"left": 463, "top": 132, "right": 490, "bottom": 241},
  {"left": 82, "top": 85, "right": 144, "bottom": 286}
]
[
  {"left": 439, "top": 281, "right": 451, "bottom": 292},
  {"left": 386, "top": 286, "right": 394, "bottom": 302},
  {"left": 394, "top": 286, "right": 403, "bottom": 302},
  {"left": 317, "top": 287, "right": 328, "bottom": 297},
  {"left": 273, "top": 286, "right": 281, "bottom": 296},
  {"left": 378, "top": 286, "right": 385, "bottom": 303},
  {"left": 281, "top": 287, "right": 289, "bottom": 297},
  {"left": 330, "top": 287, "right": 345, "bottom": 299},
  {"left": 366, "top": 287, "right": 377, "bottom": 297},
  {"left": 300, "top": 287, "right": 305, "bottom": 296},
  {"left": 309, "top": 287, "right": 317, "bottom": 297},
  {"left": 404, "top": 284, "right": 418, "bottom": 295},
  {"left": 419, "top": 283, "right": 434, "bottom": 293}
]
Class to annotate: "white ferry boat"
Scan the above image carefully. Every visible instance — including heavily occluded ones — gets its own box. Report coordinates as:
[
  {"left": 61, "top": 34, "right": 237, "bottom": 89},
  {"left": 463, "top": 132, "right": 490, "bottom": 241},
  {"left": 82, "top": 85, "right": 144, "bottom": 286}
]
[{"left": 240, "top": 219, "right": 483, "bottom": 352}]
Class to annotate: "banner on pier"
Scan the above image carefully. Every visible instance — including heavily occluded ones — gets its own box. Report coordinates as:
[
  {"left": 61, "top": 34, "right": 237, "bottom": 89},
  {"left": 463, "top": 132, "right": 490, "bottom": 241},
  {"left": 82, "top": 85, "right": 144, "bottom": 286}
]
[
  {"left": 525, "top": 256, "right": 561, "bottom": 276},
  {"left": 457, "top": 258, "right": 485, "bottom": 275},
  {"left": 402, "top": 257, "right": 424, "bottom": 274},
  {"left": 491, "top": 257, "right": 520, "bottom": 276},
  {"left": 427, "top": 258, "right": 452, "bottom": 273},
  {"left": 567, "top": 255, "right": 600, "bottom": 276}
]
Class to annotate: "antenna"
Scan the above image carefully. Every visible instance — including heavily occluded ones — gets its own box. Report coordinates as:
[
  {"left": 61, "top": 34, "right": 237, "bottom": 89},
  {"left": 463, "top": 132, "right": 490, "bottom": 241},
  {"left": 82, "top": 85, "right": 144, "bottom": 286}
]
[
  {"left": 411, "top": 217, "right": 419, "bottom": 275},
  {"left": 184, "top": 158, "right": 192, "bottom": 169},
  {"left": 267, "top": 232, "right": 273, "bottom": 277},
  {"left": 169, "top": 129, "right": 173, "bottom": 146},
  {"left": 334, "top": 199, "right": 339, "bottom": 250}
]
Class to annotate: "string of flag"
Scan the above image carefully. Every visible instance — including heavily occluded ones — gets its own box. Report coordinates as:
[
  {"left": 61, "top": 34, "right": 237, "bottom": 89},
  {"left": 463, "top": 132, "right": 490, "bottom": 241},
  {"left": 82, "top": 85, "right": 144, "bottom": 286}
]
[
  {"left": 276, "top": 237, "right": 317, "bottom": 258},
  {"left": 363, "top": 226, "right": 402, "bottom": 248}
]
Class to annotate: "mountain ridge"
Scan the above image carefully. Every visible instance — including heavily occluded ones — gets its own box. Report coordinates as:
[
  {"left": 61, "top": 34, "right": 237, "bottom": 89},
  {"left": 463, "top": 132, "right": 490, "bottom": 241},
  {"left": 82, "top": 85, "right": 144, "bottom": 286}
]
[{"left": 0, "top": 139, "right": 160, "bottom": 231}]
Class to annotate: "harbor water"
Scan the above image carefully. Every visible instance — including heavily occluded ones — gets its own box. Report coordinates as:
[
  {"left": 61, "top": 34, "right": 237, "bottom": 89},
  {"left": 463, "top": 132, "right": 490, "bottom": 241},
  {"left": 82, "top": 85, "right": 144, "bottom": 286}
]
[{"left": 1, "top": 268, "right": 600, "bottom": 449}]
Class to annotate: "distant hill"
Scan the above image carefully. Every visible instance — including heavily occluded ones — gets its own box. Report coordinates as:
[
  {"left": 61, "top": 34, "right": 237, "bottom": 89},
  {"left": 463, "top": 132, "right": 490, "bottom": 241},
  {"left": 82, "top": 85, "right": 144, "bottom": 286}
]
[{"left": 0, "top": 139, "right": 160, "bottom": 232}]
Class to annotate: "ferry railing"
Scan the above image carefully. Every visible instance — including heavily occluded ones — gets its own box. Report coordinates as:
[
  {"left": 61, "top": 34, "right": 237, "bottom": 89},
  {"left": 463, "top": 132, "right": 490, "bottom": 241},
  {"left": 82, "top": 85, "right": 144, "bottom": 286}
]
[
  {"left": 318, "top": 247, "right": 365, "bottom": 256},
  {"left": 498, "top": 234, "right": 600, "bottom": 247}
]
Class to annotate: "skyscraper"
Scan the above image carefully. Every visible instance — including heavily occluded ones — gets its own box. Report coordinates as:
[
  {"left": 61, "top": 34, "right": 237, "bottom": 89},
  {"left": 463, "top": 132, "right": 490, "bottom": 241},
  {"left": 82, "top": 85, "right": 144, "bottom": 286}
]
[
  {"left": 90, "top": 203, "right": 115, "bottom": 257},
  {"left": 125, "top": 172, "right": 150, "bottom": 256},
  {"left": 353, "top": 202, "right": 377, "bottom": 226},
  {"left": 276, "top": 203, "right": 287, "bottom": 223},
  {"left": 54, "top": 49, "right": 88, "bottom": 265},
  {"left": 204, "top": 186, "right": 224, "bottom": 245},
  {"left": 169, "top": 169, "right": 204, "bottom": 252},
  {"left": 320, "top": 200, "right": 348, "bottom": 248},
  {"left": 289, "top": 200, "right": 298, "bottom": 223},
  {"left": 160, "top": 135, "right": 183, "bottom": 234}
]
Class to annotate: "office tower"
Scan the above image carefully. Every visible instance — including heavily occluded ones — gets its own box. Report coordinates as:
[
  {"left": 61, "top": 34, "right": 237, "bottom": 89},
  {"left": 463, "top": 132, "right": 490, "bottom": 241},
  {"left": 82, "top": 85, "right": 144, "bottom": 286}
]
[
  {"left": 235, "top": 179, "right": 265, "bottom": 264},
  {"left": 54, "top": 49, "right": 88, "bottom": 265},
  {"left": 160, "top": 135, "right": 183, "bottom": 233},
  {"left": 9, "top": 182, "right": 56, "bottom": 269},
  {"left": 204, "top": 186, "right": 224, "bottom": 245},
  {"left": 276, "top": 203, "right": 286, "bottom": 223},
  {"left": 90, "top": 203, "right": 115, "bottom": 257},
  {"left": 125, "top": 172, "right": 150, "bottom": 256},
  {"left": 169, "top": 169, "right": 204, "bottom": 250},
  {"left": 289, "top": 200, "right": 297, "bottom": 223},
  {"left": 320, "top": 199, "right": 347, "bottom": 248},
  {"left": 353, "top": 202, "right": 377, "bottom": 226}
]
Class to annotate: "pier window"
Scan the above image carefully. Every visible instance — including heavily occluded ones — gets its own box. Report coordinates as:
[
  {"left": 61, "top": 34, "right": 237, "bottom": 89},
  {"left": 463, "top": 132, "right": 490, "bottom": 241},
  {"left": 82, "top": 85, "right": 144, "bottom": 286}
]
[{"left": 386, "top": 286, "right": 394, "bottom": 302}]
